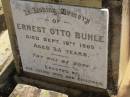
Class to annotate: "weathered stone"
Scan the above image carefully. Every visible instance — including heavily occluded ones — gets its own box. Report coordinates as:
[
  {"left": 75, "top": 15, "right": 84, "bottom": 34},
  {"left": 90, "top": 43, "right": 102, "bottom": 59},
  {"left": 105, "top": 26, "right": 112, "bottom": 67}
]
[
  {"left": 9, "top": 84, "right": 68, "bottom": 97},
  {"left": 0, "top": 30, "right": 12, "bottom": 71},
  {"left": 0, "top": 30, "right": 16, "bottom": 96},
  {"left": 32, "top": 0, "right": 102, "bottom": 8},
  {"left": 2, "top": 0, "right": 127, "bottom": 96}
]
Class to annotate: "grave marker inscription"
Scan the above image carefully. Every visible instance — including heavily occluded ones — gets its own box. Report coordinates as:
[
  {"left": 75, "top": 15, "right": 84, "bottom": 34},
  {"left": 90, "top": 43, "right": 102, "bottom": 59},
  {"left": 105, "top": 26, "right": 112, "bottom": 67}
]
[{"left": 10, "top": 0, "right": 109, "bottom": 89}]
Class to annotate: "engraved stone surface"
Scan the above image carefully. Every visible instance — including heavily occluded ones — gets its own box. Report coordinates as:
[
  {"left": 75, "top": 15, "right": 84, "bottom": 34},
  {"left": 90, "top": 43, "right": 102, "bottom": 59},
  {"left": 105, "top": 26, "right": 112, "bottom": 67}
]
[{"left": 10, "top": 0, "right": 109, "bottom": 89}]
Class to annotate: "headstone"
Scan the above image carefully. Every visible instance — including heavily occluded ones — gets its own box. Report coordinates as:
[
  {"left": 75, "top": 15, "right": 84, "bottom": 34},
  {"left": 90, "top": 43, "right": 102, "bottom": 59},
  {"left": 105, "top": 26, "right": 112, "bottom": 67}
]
[
  {"left": 10, "top": 0, "right": 109, "bottom": 89},
  {"left": 2, "top": 0, "right": 124, "bottom": 96}
]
